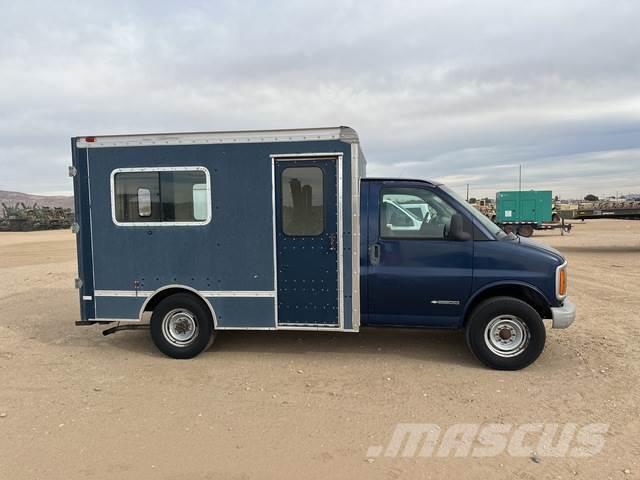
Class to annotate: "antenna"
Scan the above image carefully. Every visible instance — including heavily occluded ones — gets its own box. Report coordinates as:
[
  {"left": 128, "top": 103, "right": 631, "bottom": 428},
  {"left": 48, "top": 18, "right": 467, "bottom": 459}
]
[{"left": 519, "top": 164, "right": 522, "bottom": 193}]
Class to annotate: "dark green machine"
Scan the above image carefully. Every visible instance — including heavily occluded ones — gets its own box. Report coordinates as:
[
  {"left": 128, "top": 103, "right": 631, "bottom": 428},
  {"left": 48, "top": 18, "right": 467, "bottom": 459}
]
[
  {"left": 496, "top": 190, "right": 553, "bottom": 224},
  {"left": 495, "top": 190, "right": 569, "bottom": 237}
]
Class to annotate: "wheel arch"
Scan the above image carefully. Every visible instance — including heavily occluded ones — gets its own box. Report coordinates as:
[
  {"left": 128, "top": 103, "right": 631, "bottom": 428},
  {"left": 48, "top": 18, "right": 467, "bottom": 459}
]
[
  {"left": 139, "top": 284, "right": 217, "bottom": 328},
  {"left": 463, "top": 281, "right": 552, "bottom": 326}
]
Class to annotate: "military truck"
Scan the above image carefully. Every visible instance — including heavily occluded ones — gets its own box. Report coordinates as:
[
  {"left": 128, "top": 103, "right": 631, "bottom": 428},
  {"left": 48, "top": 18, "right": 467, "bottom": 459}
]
[{"left": 0, "top": 202, "right": 74, "bottom": 231}]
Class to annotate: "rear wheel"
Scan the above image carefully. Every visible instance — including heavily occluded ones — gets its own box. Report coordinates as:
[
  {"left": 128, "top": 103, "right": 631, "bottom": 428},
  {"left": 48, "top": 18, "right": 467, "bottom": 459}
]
[
  {"left": 465, "top": 297, "right": 546, "bottom": 370},
  {"left": 503, "top": 225, "right": 514, "bottom": 234},
  {"left": 150, "top": 293, "right": 214, "bottom": 359}
]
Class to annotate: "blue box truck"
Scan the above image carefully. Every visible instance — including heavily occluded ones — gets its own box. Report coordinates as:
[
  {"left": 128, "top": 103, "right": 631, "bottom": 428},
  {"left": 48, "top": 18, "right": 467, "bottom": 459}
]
[{"left": 70, "top": 127, "right": 575, "bottom": 370}]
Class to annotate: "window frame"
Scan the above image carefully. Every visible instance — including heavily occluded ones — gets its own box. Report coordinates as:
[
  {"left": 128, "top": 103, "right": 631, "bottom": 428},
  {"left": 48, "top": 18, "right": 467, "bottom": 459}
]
[
  {"left": 281, "top": 165, "right": 325, "bottom": 237},
  {"left": 379, "top": 186, "right": 464, "bottom": 241},
  {"left": 110, "top": 166, "right": 212, "bottom": 227}
]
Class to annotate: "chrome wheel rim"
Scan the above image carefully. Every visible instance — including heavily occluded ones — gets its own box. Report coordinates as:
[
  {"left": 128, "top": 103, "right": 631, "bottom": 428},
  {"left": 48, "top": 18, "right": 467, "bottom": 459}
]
[
  {"left": 484, "top": 315, "right": 530, "bottom": 358},
  {"left": 162, "top": 308, "right": 199, "bottom": 347}
]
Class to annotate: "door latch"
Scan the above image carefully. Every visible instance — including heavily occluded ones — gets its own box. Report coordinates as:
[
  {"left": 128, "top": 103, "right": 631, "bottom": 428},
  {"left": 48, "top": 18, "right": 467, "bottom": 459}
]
[
  {"left": 328, "top": 233, "right": 337, "bottom": 251},
  {"left": 369, "top": 243, "right": 381, "bottom": 265}
]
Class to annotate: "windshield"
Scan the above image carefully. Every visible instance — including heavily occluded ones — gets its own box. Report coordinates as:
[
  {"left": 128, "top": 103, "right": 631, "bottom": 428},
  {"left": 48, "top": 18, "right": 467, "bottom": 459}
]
[{"left": 439, "top": 186, "right": 507, "bottom": 239}]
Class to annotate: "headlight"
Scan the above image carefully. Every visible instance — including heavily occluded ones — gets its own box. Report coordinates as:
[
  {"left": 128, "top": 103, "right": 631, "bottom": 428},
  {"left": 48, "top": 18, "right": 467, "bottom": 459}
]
[{"left": 556, "top": 261, "right": 568, "bottom": 300}]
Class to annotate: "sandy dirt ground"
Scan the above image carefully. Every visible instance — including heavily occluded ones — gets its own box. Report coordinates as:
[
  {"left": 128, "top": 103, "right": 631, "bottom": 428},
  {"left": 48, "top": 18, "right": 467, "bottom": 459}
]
[{"left": 0, "top": 220, "right": 639, "bottom": 479}]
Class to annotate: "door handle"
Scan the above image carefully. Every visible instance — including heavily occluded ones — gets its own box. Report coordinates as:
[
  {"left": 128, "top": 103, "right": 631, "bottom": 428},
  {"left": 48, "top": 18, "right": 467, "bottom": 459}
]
[{"left": 369, "top": 243, "right": 381, "bottom": 265}]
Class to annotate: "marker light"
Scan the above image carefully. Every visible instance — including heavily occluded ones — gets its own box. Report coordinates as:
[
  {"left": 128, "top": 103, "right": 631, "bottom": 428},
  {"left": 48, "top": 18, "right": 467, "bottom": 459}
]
[{"left": 557, "top": 265, "right": 568, "bottom": 299}]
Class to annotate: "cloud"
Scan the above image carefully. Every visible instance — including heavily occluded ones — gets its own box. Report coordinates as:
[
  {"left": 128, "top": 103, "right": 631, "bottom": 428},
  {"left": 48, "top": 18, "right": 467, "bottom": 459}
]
[{"left": 0, "top": 0, "right": 639, "bottom": 198}]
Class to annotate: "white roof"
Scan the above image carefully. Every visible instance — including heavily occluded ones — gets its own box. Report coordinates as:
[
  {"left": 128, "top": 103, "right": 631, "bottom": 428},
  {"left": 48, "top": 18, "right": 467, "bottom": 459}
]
[{"left": 75, "top": 126, "right": 359, "bottom": 148}]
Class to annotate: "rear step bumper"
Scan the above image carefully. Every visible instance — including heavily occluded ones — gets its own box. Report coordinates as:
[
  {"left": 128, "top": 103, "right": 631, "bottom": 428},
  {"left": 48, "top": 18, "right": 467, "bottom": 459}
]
[{"left": 102, "top": 324, "right": 149, "bottom": 336}]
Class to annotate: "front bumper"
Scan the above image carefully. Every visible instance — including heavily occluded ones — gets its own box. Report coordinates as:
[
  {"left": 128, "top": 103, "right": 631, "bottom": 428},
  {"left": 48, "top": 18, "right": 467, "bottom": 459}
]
[{"left": 551, "top": 298, "right": 576, "bottom": 329}]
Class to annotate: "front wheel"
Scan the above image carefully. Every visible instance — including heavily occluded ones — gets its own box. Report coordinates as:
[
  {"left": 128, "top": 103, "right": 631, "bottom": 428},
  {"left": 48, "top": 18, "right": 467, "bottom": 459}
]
[
  {"left": 465, "top": 297, "right": 546, "bottom": 370},
  {"left": 150, "top": 293, "right": 214, "bottom": 359}
]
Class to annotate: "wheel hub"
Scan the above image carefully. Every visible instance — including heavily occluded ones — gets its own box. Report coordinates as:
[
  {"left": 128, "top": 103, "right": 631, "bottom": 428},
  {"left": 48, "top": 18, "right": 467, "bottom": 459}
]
[
  {"left": 162, "top": 309, "right": 199, "bottom": 347},
  {"left": 498, "top": 327, "right": 513, "bottom": 340},
  {"left": 484, "top": 315, "right": 530, "bottom": 358}
]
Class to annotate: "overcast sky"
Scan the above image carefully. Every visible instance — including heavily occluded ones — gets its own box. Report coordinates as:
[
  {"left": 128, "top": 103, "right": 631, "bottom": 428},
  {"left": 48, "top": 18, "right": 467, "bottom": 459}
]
[{"left": 1, "top": 0, "right": 639, "bottom": 199}]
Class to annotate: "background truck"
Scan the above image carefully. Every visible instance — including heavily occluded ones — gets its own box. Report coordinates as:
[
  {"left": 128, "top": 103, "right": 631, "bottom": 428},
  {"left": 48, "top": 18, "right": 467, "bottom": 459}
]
[
  {"left": 71, "top": 126, "right": 575, "bottom": 370},
  {"left": 495, "top": 190, "right": 570, "bottom": 237}
]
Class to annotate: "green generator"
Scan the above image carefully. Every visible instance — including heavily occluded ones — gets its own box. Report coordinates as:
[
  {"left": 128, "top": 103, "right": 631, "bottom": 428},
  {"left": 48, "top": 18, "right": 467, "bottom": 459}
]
[{"left": 496, "top": 190, "right": 553, "bottom": 224}]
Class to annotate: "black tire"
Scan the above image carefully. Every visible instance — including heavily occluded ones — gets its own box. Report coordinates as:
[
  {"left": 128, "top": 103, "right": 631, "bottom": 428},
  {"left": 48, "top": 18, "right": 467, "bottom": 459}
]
[
  {"left": 503, "top": 225, "right": 514, "bottom": 235},
  {"left": 551, "top": 213, "right": 561, "bottom": 223},
  {"left": 150, "top": 293, "right": 214, "bottom": 359},
  {"left": 517, "top": 224, "right": 534, "bottom": 238},
  {"left": 465, "top": 296, "right": 546, "bottom": 370}
]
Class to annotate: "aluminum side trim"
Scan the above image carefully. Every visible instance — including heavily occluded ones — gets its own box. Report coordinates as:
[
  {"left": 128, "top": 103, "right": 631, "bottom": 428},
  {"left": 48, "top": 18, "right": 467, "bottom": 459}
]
[
  {"left": 94, "top": 290, "right": 275, "bottom": 298},
  {"left": 271, "top": 159, "right": 279, "bottom": 325},
  {"left": 351, "top": 143, "right": 361, "bottom": 331},
  {"left": 269, "top": 152, "right": 344, "bottom": 159},
  {"left": 337, "top": 153, "right": 344, "bottom": 330}
]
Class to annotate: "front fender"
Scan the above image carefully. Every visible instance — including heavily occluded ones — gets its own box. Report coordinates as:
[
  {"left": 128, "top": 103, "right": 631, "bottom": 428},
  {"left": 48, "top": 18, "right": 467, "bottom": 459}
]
[{"left": 463, "top": 280, "right": 554, "bottom": 324}]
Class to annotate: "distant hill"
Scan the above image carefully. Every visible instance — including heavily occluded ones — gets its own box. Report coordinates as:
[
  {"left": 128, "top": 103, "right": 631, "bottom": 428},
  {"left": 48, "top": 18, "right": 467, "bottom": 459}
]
[{"left": 0, "top": 190, "right": 74, "bottom": 212}]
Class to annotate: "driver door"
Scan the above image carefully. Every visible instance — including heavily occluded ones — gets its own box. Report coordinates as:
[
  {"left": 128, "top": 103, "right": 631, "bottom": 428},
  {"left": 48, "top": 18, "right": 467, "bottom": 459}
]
[{"left": 366, "top": 183, "right": 474, "bottom": 327}]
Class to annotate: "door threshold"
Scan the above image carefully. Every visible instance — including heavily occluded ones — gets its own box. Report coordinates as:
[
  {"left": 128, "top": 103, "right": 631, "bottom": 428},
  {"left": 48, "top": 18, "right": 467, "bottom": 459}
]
[{"left": 277, "top": 323, "right": 341, "bottom": 329}]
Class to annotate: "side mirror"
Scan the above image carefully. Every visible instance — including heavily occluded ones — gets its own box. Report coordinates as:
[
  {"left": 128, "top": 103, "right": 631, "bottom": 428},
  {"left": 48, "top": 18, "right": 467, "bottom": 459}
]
[{"left": 449, "top": 213, "right": 472, "bottom": 241}]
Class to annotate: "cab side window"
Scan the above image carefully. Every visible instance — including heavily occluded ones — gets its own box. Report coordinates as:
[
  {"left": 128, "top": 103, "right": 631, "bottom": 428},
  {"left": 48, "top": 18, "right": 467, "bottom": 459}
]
[{"left": 380, "top": 188, "right": 471, "bottom": 240}]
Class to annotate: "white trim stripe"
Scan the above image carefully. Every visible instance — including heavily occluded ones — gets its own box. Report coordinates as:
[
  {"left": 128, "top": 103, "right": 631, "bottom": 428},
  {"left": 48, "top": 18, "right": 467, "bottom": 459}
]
[
  {"left": 95, "top": 290, "right": 150, "bottom": 297},
  {"left": 94, "top": 290, "right": 275, "bottom": 298},
  {"left": 204, "top": 291, "right": 275, "bottom": 298}
]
